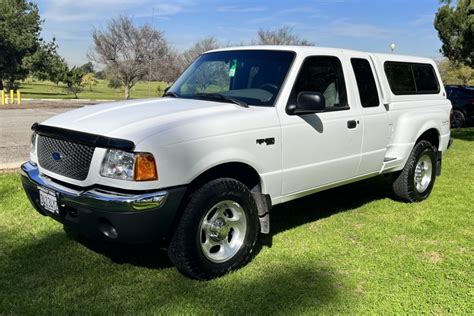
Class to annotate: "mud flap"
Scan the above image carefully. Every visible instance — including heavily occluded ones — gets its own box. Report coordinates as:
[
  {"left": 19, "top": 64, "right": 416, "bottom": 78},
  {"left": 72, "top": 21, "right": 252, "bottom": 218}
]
[
  {"left": 252, "top": 192, "right": 272, "bottom": 234},
  {"left": 436, "top": 151, "right": 442, "bottom": 176}
]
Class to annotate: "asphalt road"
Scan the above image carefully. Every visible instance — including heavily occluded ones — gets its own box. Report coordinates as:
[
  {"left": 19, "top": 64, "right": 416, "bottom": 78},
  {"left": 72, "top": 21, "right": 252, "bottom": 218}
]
[{"left": 0, "top": 107, "right": 74, "bottom": 169}]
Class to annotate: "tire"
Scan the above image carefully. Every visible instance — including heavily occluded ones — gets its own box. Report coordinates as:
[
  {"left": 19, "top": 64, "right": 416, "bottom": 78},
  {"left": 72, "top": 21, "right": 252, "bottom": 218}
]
[
  {"left": 451, "top": 110, "right": 465, "bottom": 128},
  {"left": 392, "top": 140, "right": 437, "bottom": 202},
  {"left": 168, "top": 178, "right": 260, "bottom": 280}
]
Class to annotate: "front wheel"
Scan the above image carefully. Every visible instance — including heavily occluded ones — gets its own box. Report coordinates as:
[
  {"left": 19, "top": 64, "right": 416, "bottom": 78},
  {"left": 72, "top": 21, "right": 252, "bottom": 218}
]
[
  {"left": 168, "top": 178, "right": 259, "bottom": 280},
  {"left": 392, "top": 140, "right": 437, "bottom": 202}
]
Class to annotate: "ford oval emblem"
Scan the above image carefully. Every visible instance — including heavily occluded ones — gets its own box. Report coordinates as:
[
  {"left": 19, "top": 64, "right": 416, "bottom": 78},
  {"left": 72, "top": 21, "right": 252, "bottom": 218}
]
[{"left": 52, "top": 152, "right": 63, "bottom": 161}]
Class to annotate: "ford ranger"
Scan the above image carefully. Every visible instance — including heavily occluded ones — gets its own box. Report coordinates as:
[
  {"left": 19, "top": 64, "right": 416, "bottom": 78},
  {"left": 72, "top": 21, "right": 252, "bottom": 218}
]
[{"left": 21, "top": 46, "right": 452, "bottom": 279}]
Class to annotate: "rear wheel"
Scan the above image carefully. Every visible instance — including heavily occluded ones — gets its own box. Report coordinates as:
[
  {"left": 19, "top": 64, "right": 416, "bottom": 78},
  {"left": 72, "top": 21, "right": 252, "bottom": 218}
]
[
  {"left": 168, "top": 178, "right": 259, "bottom": 280},
  {"left": 451, "top": 110, "right": 465, "bottom": 128},
  {"left": 392, "top": 140, "right": 437, "bottom": 202}
]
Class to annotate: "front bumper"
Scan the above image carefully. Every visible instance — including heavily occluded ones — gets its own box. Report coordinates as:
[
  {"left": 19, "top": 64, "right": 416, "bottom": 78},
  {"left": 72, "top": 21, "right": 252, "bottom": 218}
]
[{"left": 21, "top": 161, "right": 186, "bottom": 243}]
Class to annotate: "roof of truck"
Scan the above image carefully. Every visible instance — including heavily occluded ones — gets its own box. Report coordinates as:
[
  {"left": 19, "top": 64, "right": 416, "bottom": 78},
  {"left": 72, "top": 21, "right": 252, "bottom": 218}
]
[{"left": 208, "top": 45, "right": 436, "bottom": 63}]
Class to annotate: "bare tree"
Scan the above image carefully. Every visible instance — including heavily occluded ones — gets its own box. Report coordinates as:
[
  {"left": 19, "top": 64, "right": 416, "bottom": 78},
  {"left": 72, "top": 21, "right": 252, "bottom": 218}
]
[
  {"left": 151, "top": 37, "right": 222, "bottom": 85},
  {"left": 181, "top": 37, "right": 221, "bottom": 68},
  {"left": 152, "top": 49, "right": 185, "bottom": 84},
  {"left": 253, "top": 26, "right": 313, "bottom": 46},
  {"left": 88, "top": 16, "right": 168, "bottom": 99}
]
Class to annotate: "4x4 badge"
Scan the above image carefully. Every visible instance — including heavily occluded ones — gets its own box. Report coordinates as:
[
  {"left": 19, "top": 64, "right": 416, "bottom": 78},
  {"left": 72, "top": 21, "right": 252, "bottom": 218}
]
[{"left": 256, "top": 138, "right": 275, "bottom": 146}]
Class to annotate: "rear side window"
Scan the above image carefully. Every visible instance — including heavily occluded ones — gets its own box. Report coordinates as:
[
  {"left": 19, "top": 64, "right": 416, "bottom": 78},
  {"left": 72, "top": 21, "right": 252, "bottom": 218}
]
[
  {"left": 351, "top": 58, "right": 380, "bottom": 107},
  {"left": 412, "top": 64, "right": 439, "bottom": 93},
  {"left": 384, "top": 62, "right": 439, "bottom": 95}
]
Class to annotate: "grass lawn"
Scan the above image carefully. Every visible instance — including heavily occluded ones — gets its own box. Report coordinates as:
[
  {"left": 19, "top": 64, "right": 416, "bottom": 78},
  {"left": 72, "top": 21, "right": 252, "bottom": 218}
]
[
  {"left": 19, "top": 80, "right": 168, "bottom": 100},
  {"left": 0, "top": 129, "right": 472, "bottom": 314}
]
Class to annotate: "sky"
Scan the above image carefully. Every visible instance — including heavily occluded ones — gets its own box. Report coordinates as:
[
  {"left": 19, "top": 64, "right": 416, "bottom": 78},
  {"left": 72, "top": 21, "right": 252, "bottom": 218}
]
[{"left": 36, "top": 0, "right": 445, "bottom": 66}]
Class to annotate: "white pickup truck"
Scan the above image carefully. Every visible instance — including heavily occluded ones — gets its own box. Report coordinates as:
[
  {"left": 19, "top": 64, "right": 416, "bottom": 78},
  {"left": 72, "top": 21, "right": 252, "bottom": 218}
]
[{"left": 21, "top": 46, "right": 452, "bottom": 279}]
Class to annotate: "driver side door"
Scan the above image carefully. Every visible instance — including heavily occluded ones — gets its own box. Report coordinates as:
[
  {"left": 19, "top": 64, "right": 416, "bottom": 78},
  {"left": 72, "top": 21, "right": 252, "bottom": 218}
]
[{"left": 279, "top": 54, "right": 363, "bottom": 199}]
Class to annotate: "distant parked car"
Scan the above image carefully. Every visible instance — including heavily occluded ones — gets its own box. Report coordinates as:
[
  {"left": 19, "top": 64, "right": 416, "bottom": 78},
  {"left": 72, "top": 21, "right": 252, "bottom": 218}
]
[{"left": 446, "top": 85, "right": 474, "bottom": 128}]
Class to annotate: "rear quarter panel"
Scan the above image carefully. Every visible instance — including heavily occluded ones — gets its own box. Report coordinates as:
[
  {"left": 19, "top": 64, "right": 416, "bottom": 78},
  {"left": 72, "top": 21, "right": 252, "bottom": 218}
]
[{"left": 372, "top": 54, "right": 451, "bottom": 171}]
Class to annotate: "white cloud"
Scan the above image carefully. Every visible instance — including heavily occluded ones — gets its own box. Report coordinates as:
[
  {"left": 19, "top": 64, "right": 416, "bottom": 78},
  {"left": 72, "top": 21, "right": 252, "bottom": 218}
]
[{"left": 42, "top": 0, "right": 193, "bottom": 22}]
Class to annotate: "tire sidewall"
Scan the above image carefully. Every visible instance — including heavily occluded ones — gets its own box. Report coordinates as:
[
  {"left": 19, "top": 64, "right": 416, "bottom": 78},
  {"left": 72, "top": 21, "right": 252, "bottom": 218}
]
[
  {"left": 174, "top": 178, "right": 259, "bottom": 277},
  {"left": 409, "top": 143, "right": 437, "bottom": 200}
]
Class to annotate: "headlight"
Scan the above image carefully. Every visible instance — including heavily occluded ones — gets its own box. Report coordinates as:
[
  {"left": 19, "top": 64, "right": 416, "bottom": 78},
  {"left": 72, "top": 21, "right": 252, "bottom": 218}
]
[
  {"left": 100, "top": 149, "right": 158, "bottom": 181},
  {"left": 30, "top": 132, "right": 37, "bottom": 156}
]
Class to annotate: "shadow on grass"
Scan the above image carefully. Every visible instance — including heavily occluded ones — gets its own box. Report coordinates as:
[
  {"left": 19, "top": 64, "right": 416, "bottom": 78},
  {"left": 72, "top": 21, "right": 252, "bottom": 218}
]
[
  {"left": 75, "top": 234, "right": 174, "bottom": 269},
  {"left": 270, "top": 175, "right": 392, "bottom": 236},
  {"left": 450, "top": 128, "right": 474, "bottom": 142},
  {"left": 1, "top": 232, "right": 341, "bottom": 314}
]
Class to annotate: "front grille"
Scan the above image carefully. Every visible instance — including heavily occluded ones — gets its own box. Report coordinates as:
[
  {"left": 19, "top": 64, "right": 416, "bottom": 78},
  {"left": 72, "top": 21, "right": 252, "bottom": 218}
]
[{"left": 37, "top": 136, "right": 95, "bottom": 181}]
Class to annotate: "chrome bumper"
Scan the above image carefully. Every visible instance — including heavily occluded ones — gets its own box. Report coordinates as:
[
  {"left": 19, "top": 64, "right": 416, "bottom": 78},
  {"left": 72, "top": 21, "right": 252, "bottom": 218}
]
[
  {"left": 21, "top": 161, "right": 167, "bottom": 212},
  {"left": 20, "top": 161, "right": 187, "bottom": 243}
]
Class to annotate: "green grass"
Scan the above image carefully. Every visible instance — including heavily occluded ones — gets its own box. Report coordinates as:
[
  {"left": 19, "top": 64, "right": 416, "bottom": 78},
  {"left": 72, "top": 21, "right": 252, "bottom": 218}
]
[
  {"left": 19, "top": 80, "right": 169, "bottom": 100},
  {"left": 1, "top": 129, "right": 473, "bottom": 314}
]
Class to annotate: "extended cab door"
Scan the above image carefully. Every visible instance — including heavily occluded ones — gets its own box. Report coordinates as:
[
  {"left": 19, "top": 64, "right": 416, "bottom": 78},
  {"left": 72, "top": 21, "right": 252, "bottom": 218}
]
[
  {"left": 279, "top": 54, "right": 363, "bottom": 198},
  {"left": 348, "top": 53, "right": 389, "bottom": 175}
]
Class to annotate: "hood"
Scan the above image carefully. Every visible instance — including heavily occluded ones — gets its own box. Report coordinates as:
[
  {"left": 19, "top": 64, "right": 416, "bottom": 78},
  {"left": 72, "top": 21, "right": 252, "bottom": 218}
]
[{"left": 40, "top": 98, "right": 275, "bottom": 145}]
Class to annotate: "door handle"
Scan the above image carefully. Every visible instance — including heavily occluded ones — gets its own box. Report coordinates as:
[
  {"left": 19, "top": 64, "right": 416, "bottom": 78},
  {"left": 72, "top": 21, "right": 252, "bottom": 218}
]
[{"left": 347, "top": 120, "right": 359, "bottom": 129}]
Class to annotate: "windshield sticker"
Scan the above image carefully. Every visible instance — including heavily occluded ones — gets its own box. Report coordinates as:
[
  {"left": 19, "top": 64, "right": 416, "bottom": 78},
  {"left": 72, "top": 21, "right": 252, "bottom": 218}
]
[{"left": 229, "top": 59, "right": 237, "bottom": 77}]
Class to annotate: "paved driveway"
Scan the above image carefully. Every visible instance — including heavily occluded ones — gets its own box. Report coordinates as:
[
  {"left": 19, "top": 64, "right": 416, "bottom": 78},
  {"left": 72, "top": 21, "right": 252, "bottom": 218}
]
[{"left": 0, "top": 108, "right": 73, "bottom": 169}]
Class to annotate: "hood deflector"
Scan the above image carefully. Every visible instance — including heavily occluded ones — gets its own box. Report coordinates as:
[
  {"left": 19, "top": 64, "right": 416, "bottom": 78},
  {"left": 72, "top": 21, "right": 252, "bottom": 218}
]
[{"left": 31, "top": 123, "right": 135, "bottom": 151}]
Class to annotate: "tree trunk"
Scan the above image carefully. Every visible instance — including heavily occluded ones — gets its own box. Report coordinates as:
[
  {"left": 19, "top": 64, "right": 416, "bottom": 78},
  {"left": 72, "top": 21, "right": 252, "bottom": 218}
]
[{"left": 124, "top": 85, "right": 130, "bottom": 99}]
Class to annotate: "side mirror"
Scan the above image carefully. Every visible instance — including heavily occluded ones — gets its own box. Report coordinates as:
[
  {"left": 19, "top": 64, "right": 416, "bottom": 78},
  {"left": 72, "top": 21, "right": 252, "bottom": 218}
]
[{"left": 287, "top": 91, "right": 326, "bottom": 115}]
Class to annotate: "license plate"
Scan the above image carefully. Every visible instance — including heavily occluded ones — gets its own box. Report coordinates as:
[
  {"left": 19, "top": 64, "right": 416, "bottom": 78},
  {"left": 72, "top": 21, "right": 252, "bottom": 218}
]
[{"left": 38, "top": 187, "right": 59, "bottom": 215}]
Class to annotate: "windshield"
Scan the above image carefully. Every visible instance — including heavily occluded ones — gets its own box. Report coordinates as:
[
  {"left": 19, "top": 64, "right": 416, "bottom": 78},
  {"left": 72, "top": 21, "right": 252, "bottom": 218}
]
[{"left": 168, "top": 50, "right": 295, "bottom": 106}]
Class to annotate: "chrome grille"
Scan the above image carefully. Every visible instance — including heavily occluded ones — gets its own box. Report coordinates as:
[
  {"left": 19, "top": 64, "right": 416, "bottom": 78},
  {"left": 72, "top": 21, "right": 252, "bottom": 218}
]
[{"left": 37, "top": 136, "right": 95, "bottom": 181}]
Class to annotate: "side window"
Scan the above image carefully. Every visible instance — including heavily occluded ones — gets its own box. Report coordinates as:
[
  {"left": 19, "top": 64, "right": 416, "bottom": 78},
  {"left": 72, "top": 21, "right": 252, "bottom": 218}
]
[
  {"left": 412, "top": 64, "right": 439, "bottom": 93},
  {"left": 384, "top": 62, "right": 416, "bottom": 94},
  {"left": 351, "top": 58, "right": 380, "bottom": 107},
  {"left": 289, "top": 56, "right": 348, "bottom": 109},
  {"left": 384, "top": 62, "right": 439, "bottom": 95}
]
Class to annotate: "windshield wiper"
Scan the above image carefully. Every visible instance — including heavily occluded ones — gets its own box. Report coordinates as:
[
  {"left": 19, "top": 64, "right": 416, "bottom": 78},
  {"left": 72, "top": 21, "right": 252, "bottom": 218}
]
[
  {"left": 193, "top": 93, "right": 248, "bottom": 108},
  {"left": 163, "top": 91, "right": 181, "bottom": 98}
]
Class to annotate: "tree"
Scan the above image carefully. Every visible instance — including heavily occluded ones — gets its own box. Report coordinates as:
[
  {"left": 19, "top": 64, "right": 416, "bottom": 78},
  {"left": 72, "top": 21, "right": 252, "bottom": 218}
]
[
  {"left": 0, "top": 0, "right": 42, "bottom": 90},
  {"left": 79, "top": 62, "right": 95, "bottom": 74},
  {"left": 437, "top": 59, "right": 474, "bottom": 85},
  {"left": 81, "top": 73, "right": 98, "bottom": 91},
  {"left": 107, "top": 75, "right": 123, "bottom": 89},
  {"left": 26, "top": 38, "right": 69, "bottom": 85},
  {"left": 95, "top": 70, "right": 106, "bottom": 80},
  {"left": 89, "top": 16, "right": 169, "bottom": 99},
  {"left": 434, "top": 0, "right": 474, "bottom": 67},
  {"left": 253, "top": 26, "right": 313, "bottom": 46},
  {"left": 152, "top": 50, "right": 185, "bottom": 83},
  {"left": 181, "top": 37, "right": 221, "bottom": 68},
  {"left": 64, "top": 67, "right": 84, "bottom": 98}
]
